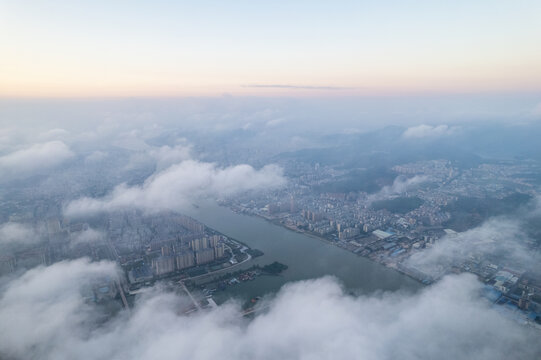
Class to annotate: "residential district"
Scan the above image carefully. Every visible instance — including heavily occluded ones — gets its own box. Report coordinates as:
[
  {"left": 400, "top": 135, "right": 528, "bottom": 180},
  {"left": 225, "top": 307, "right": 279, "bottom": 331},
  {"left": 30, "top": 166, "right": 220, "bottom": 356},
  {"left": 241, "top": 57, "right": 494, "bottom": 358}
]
[
  {"left": 0, "top": 158, "right": 540, "bottom": 327},
  {"left": 222, "top": 159, "right": 541, "bottom": 328},
  {"left": 0, "top": 205, "right": 259, "bottom": 312}
]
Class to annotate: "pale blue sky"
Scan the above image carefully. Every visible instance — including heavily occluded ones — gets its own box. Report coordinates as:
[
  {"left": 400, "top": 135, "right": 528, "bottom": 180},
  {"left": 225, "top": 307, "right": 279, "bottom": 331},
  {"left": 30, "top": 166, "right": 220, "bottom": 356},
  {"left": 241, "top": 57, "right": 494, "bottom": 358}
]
[{"left": 1, "top": 0, "right": 541, "bottom": 96}]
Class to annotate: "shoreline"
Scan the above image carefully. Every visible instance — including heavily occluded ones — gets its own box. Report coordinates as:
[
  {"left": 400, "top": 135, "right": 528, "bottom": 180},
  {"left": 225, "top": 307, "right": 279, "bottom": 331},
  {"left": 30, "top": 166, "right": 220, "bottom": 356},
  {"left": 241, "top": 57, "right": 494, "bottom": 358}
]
[
  {"left": 182, "top": 227, "right": 255, "bottom": 282},
  {"left": 235, "top": 208, "right": 426, "bottom": 287}
]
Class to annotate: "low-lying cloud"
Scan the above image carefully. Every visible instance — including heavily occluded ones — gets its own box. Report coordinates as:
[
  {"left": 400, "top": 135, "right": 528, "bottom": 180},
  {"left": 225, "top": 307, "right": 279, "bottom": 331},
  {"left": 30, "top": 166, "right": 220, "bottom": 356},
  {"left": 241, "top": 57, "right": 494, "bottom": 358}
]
[
  {"left": 0, "top": 259, "right": 539, "bottom": 360},
  {"left": 369, "top": 175, "right": 428, "bottom": 203},
  {"left": 402, "top": 124, "right": 457, "bottom": 139},
  {"left": 38, "top": 128, "right": 70, "bottom": 141},
  {"left": 0, "top": 223, "right": 40, "bottom": 247},
  {"left": 406, "top": 217, "right": 540, "bottom": 279},
  {"left": 84, "top": 151, "right": 108, "bottom": 164},
  {"left": 65, "top": 160, "right": 286, "bottom": 216},
  {"left": 0, "top": 141, "right": 74, "bottom": 181},
  {"left": 150, "top": 144, "right": 192, "bottom": 171},
  {"left": 70, "top": 227, "right": 105, "bottom": 246},
  {"left": 0, "top": 259, "right": 118, "bottom": 359}
]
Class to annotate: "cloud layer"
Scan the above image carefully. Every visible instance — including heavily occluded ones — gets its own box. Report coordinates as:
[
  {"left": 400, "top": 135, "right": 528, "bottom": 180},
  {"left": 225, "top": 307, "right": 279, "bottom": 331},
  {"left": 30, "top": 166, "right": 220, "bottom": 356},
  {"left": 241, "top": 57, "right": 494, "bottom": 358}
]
[
  {"left": 402, "top": 124, "right": 456, "bottom": 139},
  {"left": 406, "top": 218, "right": 539, "bottom": 279},
  {"left": 0, "top": 223, "right": 35, "bottom": 245},
  {"left": 0, "top": 259, "right": 117, "bottom": 359},
  {"left": 65, "top": 160, "right": 286, "bottom": 216},
  {"left": 150, "top": 144, "right": 192, "bottom": 171},
  {"left": 0, "top": 223, "right": 41, "bottom": 248},
  {"left": 70, "top": 228, "right": 105, "bottom": 246},
  {"left": 368, "top": 175, "right": 428, "bottom": 203},
  {"left": 0, "top": 259, "right": 539, "bottom": 360},
  {"left": 0, "top": 141, "right": 74, "bottom": 181}
]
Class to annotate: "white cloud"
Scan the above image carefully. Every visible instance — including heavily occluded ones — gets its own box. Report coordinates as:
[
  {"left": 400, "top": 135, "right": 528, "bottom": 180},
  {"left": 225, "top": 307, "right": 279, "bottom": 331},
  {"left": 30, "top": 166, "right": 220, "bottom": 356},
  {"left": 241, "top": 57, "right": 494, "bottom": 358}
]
[
  {"left": 406, "top": 218, "right": 539, "bottom": 279},
  {"left": 65, "top": 160, "right": 286, "bottom": 216},
  {"left": 368, "top": 175, "right": 428, "bottom": 203},
  {"left": 0, "top": 141, "right": 74, "bottom": 181},
  {"left": 150, "top": 144, "right": 192, "bottom": 171},
  {"left": 385, "top": 175, "right": 428, "bottom": 194},
  {"left": 84, "top": 151, "right": 108, "bottom": 163},
  {"left": 70, "top": 228, "right": 105, "bottom": 246},
  {"left": 265, "top": 117, "right": 287, "bottom": 127},
  {"left": 121, "top": 143, "right": 192, "bottom": 172},
  {"left": 0, "top": 259, "right": 117, "bottom": 359},
  {"left": 0, "top": 223, "right": 38, "bottom": 246},
  {"left": 38, "top": 128, "right": 70, "bottom": 141},
  {"left": 0, "top": 128, "right": 24, "bottom": 152},
  {"left": 402, "top": 124, "right": 456, "bottom": 139},
  {"left": 0, "top": 259, "right": 539, "bottom": 360},
  {"left": 0, "top": 222, "right": 103, "bottom": 249}
]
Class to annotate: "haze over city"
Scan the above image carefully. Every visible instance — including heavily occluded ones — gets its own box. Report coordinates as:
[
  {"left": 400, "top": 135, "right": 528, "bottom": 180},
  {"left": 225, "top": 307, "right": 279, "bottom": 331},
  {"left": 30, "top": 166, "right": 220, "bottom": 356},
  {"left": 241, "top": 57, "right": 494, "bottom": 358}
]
[{"left": 1, "top": 1, "right": 541, "bottom": 360}]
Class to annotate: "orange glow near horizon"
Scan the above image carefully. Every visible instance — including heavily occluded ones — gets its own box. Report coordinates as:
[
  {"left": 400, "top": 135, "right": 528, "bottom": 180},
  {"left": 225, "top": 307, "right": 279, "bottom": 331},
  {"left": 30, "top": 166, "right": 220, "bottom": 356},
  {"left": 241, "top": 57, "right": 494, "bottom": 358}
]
[{"left": 2, "top": 1, "right": 541, "bottom": 98}]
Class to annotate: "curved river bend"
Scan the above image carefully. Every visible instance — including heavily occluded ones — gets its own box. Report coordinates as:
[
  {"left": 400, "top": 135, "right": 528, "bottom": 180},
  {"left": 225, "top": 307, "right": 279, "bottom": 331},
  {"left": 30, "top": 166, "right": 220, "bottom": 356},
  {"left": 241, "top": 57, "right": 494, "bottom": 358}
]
[{"left": 185, "top": 201, "right": 421, "bottom": 303}]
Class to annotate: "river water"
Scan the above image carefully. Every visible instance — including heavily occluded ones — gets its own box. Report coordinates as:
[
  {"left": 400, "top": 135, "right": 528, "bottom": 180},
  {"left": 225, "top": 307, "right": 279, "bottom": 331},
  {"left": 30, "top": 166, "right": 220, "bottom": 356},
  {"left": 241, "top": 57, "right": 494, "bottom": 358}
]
[{"left": 185, "top": 201, "right": 421, "bottom": 303}]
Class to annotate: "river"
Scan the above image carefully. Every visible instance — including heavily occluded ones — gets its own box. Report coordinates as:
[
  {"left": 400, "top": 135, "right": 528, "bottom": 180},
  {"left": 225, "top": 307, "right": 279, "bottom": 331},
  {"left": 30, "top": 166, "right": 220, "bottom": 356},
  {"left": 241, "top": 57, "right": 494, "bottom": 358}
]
[{"left": 184, "top": 201, "right": 421, "bottom": 303}]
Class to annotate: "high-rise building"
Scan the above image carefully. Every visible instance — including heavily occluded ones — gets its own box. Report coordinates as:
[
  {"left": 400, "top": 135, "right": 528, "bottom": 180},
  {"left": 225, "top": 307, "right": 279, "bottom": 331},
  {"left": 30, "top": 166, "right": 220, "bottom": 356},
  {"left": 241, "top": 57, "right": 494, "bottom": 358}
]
[
  {"left": 302, "top": 209, "right": 323, "bottom": 222},
  {"left": 161, "top": 244, "right": 173, "bottom": 256},
  {"left": 311, "top": 212, "right": 322, "bottom": 222},
  {"left": 214, "top": 244, "right": 225, "bottom": 259},
  {"left": 209, "top": 235, "right": 220, "bottom": 248},
  {"left": 178, "top": 215, "right": 205, "bottom": 233},
  {"left": 191, "top": 237, "right": 208, "bottom": 251},
  {"left": 195, "top": 248, "right": 215, "bottom": 265},
  {"left": 152, "top": 256, "right": 175, "bottom": 276},
  {"left": 339, "top": 227, "right": 360, "bottom": 240},
  {"left": 290, "top": 197, "right": 297, "bottom": 213},
  {"left": 175, "top": 251, "right": 195, "bottom": 270}
]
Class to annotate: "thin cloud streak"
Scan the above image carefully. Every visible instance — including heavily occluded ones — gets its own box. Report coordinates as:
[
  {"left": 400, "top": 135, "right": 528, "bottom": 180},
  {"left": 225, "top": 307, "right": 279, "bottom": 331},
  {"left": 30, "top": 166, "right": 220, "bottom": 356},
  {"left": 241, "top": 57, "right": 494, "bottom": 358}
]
[{"left": 242, "top": 84, "right": 356, "bottom": 91}]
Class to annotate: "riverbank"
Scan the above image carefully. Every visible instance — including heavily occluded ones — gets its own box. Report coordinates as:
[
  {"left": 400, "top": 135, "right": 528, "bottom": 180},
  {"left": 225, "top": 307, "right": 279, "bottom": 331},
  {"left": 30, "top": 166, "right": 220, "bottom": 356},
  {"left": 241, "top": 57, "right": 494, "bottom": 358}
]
[
  {"left": 184, "top": 201, "right": 422, "bottom": 303},
  {"left": 241, "top": 209, "right": 426, "bottom": 286}
]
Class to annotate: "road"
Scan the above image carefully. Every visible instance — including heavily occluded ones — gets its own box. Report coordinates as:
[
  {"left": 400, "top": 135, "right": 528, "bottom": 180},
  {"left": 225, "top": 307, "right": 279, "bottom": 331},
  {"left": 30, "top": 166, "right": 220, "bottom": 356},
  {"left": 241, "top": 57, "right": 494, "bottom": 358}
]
[
  {"left": 106, "top": 238, "right": 130, "bottom": 310},
  {"left": 183, "top": 246, "right": 252, "bottom": 282},
  {"left": 179, "top": 280, "right": 202, "bottom": 310},
  {"left": 242, "top": 304, "right": 269, "bottom": 316}
]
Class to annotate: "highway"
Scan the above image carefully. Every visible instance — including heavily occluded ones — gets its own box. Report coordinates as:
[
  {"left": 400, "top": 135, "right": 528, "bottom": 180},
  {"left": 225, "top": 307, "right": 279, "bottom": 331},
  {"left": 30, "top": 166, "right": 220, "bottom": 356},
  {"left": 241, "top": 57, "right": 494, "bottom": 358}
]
[
  {"left": 179, "top": 280, "right": 202, "bottom": 310},
  {"left": 106, "top": 238, "right": 130, "bottom": 310}
]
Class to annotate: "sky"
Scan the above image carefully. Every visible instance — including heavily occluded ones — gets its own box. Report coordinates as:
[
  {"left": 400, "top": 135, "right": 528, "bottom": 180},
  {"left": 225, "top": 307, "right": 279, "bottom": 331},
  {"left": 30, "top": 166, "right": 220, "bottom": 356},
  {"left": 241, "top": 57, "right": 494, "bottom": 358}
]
[{"left": 2, "top": 0, "right": 541, "bottom": 97}]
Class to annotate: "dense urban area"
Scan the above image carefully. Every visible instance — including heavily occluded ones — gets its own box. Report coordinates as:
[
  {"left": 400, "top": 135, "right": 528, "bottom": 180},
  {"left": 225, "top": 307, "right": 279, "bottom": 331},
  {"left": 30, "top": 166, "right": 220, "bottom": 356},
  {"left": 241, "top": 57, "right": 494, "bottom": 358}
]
[
  {"left": 1, "top": 153, "right": 541, "bottom": 328},
  {"left": 224, "top": 158, "right": 541, "bottom": 327}
]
